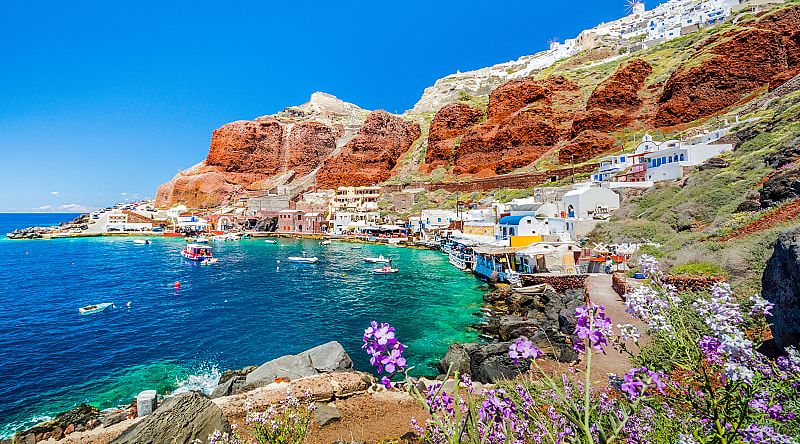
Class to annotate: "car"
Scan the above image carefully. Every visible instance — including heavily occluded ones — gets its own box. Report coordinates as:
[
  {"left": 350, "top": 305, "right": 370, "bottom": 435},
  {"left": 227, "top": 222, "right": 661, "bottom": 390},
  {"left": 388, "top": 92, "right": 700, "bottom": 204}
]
[{"left": 107, "top": 227, "right": 120, "bottom": 232}]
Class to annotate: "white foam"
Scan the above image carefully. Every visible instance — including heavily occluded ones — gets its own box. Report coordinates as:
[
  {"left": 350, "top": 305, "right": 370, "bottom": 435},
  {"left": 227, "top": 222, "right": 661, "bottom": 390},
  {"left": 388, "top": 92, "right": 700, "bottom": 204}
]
[{"left": 172, "top": 363, "right": 221, "bottom": 396}]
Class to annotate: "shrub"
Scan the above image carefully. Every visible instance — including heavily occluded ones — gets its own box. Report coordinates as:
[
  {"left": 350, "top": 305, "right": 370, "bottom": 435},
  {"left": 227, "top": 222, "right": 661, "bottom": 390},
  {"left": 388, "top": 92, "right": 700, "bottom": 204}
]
[{"left": 670, "top": 261, "right": 728, "bottom": 277}]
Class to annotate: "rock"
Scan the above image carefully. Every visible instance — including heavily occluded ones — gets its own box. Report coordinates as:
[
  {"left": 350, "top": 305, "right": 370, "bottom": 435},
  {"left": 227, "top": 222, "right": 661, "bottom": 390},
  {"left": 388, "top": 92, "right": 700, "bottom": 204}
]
[
  {"left": 313, "top": 403, "right": 341, "bottom": 426},
  {"left": 210, "top": 377, "right": 236, "bottom": 398},
  {"left": 101, "top": 412, "right": 129, "bottom": 428},
  {"left": 760, "top": 165, "right": 800, "bottom": 208},
  {"left": 699, "top": 157, "right": 730, "bottom": 170},
  {"left": 245, "top": 353, "right": 317, "bottom": 385},
  {"left": 64, "top": 424, "right": 75, "bottom": 435},
  {"left": 245, "top": 341, "right": 353, "bottom": 385},
  {"left": 762, "top": 228, "right": 800, "bottom": 349},
  {"left": 425, "top": 103, "right": 484, "bottom": 170},
  {"left": 558, "top": 131, "right": 619, "bottom": 164},
  {"left": 305, "top": 341, "right": 354, "bottom": 373},
  {"left": 112, "top": 392, "right": 229, "bottom": 444},
  {"left": 51, "top": 426, "right": 64, "bottom": 440},
  {"left": 439, "top": 343, "right": 472, "bottom": 375},
  {"left": 317, "top": 111, "right": 421, "bottom": 188}
]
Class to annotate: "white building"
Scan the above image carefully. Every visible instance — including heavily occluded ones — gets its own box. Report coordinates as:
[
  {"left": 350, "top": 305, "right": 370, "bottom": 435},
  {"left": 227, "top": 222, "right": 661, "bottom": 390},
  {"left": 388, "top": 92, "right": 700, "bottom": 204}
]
[
  {"left": 421, "top": 209, "right": 459, "bottom": 230},
  {"left": 331, "top": 211, "right": 380, "bottom": 235},
  {"left": 643, "top": 140, "right": 733, "bottom": 181},
  {"left": 562, "top": 184, "right": 621, "bottom": 219}
]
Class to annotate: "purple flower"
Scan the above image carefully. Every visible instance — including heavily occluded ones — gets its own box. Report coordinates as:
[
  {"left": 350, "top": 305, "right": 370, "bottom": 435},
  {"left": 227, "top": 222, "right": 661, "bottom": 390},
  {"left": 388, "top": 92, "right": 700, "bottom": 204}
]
[
  {"left": 740, "top": 423, "right": 795, "bottom": 444},
  {"left": 363, "top": 321, "right": 408, "bottom": 389},
  {"left": 381, "top": 348, "right": 407, "bottom": 373},
  {"left": 574, "top": 304, "right": 614, "bottom": 353},
  {"left": 508, "top": 337, "right": 543, "bottom": 365},
  {"left": 749, "top": 294, "right": 774, "bottom": 317},
  {"left": 620, "top": 366, "right": 666, "bottom": 400}
]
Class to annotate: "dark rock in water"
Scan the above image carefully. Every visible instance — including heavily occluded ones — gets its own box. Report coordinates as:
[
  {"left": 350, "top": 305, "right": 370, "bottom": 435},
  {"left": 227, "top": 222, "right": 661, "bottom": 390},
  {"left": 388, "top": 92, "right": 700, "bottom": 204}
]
[
  {"left": 244, "top": 341, "right": 353, "bottom": 386},
  {"left": 313, "top": 403, "right": 341, "bottom": 426},
  {"left": 111, "top": 392, "right": 229, "bottom": 444},
  {"left": 439, "top": 343, "right": 472, "bottom": 375},
  {"left": 14, "top": 404, "right": 100, "bottom": 443},
  {"left": 218, "top": 365, "right": 257, "bottom": 385},
  {"left": 760, "top": 165, "right": 800, "bottom": 209},
  {"left": 762, "top": 228, "right": 800, "bottom": 349}
]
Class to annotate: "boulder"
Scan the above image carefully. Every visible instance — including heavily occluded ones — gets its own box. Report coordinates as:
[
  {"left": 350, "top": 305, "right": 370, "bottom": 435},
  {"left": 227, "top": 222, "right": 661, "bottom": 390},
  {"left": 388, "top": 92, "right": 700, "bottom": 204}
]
[
  {"left": 313, "top": 403, "right": 341, "bottom": 426},
  {"left": 762, "top": 228, "right": 800, "bottom": 349},
  {"left": 111, "top": 392, "right": 229, "bottom": 444},
  {"left": 245, "top": 341, "right": 353, "bottom": 386},
  {"left": 439, "top": 343, "right": 472, "bottom": 375}
]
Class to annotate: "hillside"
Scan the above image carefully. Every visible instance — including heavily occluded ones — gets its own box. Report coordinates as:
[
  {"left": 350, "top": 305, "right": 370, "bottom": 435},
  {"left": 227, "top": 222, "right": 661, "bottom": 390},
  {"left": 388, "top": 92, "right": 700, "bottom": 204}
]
[{"left": 155, "top": 1, "right": 800, "bottom": 209}]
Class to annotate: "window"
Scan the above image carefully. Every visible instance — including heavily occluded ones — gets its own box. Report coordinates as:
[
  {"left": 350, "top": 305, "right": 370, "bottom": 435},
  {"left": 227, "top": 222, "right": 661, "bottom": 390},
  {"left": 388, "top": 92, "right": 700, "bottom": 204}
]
[{"left": 680, "top": 153, "right": 686, "bottom": 161}]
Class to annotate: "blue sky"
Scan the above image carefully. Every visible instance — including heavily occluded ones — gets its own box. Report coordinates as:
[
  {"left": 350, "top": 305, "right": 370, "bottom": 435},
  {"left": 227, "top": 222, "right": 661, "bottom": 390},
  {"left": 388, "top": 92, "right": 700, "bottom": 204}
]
[{"left": 0, "top": 0, "right": 649, "bottom": 212}]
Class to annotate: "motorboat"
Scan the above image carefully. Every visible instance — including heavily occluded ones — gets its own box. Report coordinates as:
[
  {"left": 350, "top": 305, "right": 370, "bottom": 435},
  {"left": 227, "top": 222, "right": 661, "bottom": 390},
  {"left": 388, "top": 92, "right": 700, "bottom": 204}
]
[
  {"left": 364, "top": 255, "right": 392, "bottom": 264},
  {"left": 186, "top": 236, "right": 210, "bottom": 243},
  {"left": 372, "top": 265, "right": 399, "bottom": 274},
  {"left": 200, "top": 257, "right": 219, "bottom": 266},
  {"left": 79, "top": 302, "right": 114, "bottom": 315},
  {"left": 182, "top": 244, "right": 213, "bottom": 261},
  {"left": 320, "top": 240, "right": 332, "bottom": 245},
  {"left": 133, "top": 239, "right": 151, "bottom": 245},
  {"left": 213, "top": 234, "right": 240, "bottom": 242},
  {"left": 288, "top": 256, "right": 319, "bottom": 264},
  {"left": 264, "top": 239, "right": 278, "bottom": 244},
  {"left": 351, "top": 246, "right": 362, "bottom": 250}
]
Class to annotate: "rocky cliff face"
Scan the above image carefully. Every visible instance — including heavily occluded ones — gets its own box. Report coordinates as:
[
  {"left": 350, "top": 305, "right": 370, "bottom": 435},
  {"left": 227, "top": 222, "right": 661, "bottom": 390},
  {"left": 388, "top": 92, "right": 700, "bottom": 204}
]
[
  {"left": 655, "top": 7, "right": 800, "bottom": 127},
  {"left": 425, "top": 103, "right": 485, "bottom": 171},
  {"left": 155, "top": 93, "right": 365, "bottom": 208},
  {"left": 453, "top": 76, "right": 583, "bottom": 175},
  {"left": 762, "top": 227, "right": 800, "bottom": 350},
  {"left": 316, "top": 111, "right": 421, "bottom": 188}
]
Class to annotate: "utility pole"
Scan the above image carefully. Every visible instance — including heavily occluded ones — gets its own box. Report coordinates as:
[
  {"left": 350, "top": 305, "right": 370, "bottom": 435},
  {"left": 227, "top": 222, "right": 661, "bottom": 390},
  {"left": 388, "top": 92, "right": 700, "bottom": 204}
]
[{"left": 571, "top": 155, "right": 575, "bottom": 184}]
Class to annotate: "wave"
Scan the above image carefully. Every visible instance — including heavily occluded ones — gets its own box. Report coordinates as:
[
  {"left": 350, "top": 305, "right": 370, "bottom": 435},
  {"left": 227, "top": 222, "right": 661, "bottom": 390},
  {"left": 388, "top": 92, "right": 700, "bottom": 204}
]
[{"left": 172, "top": 362, "right": 221, "bottom": 396}]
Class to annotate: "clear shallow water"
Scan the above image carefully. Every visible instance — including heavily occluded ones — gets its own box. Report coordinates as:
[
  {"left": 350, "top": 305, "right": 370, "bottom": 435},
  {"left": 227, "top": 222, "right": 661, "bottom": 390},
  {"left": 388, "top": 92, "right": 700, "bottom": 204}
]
[{"left": 0, "top": 213, "right": 486, "bottom": 437}]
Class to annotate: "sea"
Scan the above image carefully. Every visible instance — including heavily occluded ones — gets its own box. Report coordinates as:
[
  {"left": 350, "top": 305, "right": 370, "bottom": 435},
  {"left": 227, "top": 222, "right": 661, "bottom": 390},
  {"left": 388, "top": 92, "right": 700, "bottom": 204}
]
[{"left": 0, "top": 213, "right": 486, "bottom": 437}]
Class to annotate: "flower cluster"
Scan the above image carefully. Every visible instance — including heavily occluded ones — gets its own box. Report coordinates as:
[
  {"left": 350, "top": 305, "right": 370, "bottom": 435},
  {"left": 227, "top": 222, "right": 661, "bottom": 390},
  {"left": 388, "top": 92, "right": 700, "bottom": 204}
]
[
  {"left": 619, "top": 366, "right": 666, "bottom": 400},
  {"left": 624, "top": 284, "right": 679, "bottom": 336},
  {"left": 245, "top": 390, "right": 315, "bottom": 444},
  {"left": 574, "top": 303, "right": 614, "bottom": 353},
  {"left": 508, "top": 337, "right": 543, "bottom": 365},
  {"left": 362, "top": 321, "right": 407, "bottom": 389}
]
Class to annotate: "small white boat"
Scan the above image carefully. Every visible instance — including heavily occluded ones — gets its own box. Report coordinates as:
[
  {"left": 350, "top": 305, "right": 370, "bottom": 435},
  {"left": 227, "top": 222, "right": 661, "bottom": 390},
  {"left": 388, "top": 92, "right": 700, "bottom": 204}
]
[
  {"left": 187, "top": 236, "right": 210, "bottom": 243},
  {"left": 372, "top": 265, "right": 399, "bottom": 274},
  {"left": 320, "top": 240, "right": 332, "bottom": 245},
  {"left": 351, "top": 246, "right": 362, "bottom": 250},
  {"left": 264, "top": 239, "right": 278, "bottom": 244},
  {"left": 364, "top": 255, "right": 392, "bottom": 264},
  {"left": 133, "top": 239, "right": 151, "bottom": 245},
  {"left": 213, "top": 234, "right": 240, "bottom": 242},
  {"left": 200, "top": 257, "right": 219, "bottom": 266},
  {"left": 79, "top": 302, "right": 114, "bottom": 315},
  {"left": 288, "top": 256, "right": 319, "bottom": 264}
]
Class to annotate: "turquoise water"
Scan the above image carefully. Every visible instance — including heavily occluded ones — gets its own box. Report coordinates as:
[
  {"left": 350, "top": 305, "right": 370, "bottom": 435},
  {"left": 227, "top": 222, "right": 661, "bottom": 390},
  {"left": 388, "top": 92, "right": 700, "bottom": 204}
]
[{"left": 0, "top": 214, "right": 486, "bottom": 437}]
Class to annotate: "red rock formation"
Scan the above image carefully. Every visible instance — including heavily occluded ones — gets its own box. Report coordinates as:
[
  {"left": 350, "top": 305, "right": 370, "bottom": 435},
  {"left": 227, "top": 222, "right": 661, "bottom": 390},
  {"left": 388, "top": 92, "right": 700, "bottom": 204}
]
[
  {"left": 425, "top": 103, "right": 484, "bottom": 170},
  {"left": 587, "top": 58, "right": 653, "bottom": 111},
  {"left": 206, "top": 118, "right": 284, "bottom": 174},
  {"left": 559, "top": 131, "right": 619, "bottom": 164},
  {"left": 316, "top": 111, "right": 421, "bottom": 188},
  {"left": 285, "top": 122, "right": 339, "bottom": 176},
  {"left": 155, "top": 167, "right": 246, "bottom": 209},
  {"left": 655, "top": 6, "right": 800, "bottom": 127},
  {"left": 454, "top": 76, "right": 583, "bottom": 175}
]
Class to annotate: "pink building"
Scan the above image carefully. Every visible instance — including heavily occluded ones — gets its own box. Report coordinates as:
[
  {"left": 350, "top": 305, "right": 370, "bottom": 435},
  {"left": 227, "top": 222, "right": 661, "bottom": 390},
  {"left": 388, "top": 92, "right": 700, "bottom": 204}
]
[{"left": 277, "top": 210, "right": 305, "bottom": 232}]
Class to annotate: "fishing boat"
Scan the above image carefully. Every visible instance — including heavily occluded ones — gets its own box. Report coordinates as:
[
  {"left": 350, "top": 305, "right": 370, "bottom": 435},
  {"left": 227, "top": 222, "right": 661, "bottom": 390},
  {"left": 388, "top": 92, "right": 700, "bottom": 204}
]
[
  {"left": 264, "top": 239, "right": 278, "bottom": 244},
  {"left": 182, "top": 244, "right": 213, "bottom": 261},
  {"left": 79, "top": 302, "right": 114, "bottom": 315},
  {"left": 372, "top": 265, "right": 399, "bottom": 274},
  {"left": 133, "top": 239, "right": 151, "bottom": 245},
  {"left": 288, "top": 255, "right": 319, "bottom": 264},
  {"left": 364, "top": 255, "right": 392, "bottom": 264}
]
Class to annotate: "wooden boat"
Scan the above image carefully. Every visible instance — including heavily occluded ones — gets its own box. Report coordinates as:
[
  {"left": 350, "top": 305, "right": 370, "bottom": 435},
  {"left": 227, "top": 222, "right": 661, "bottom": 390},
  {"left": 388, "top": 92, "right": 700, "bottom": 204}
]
[
  {"left": 288, "top": 256, "right": 319, "bottom": 264},
  {"left": 79, "top": 302, "right": 114, "bottom": 315},
  {"left": 372, "top": 265, "right": 398, "bottom": 274},
  {"left": 182, "top": 244, "right": 213, "bottom": 261},
  {"left": 364, "top": 255, "right": 391, "bottom": 264}
]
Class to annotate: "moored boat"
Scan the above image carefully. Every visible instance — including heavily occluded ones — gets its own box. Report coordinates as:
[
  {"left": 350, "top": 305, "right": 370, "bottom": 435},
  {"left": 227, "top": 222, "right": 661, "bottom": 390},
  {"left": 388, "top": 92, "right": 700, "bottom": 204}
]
[
  {"left": 288, "top": 256, "right": 319, "bottom": 264},
  {"left": 320, "top": 240, "right": 332, "bottom": 245},
  {"left": 182, "top": 244, "right": 213, "bottom": 261},
  {"left": 133, "top": 239, "right": 151, "bottom": 245},
  {"left": 186, "top": 236, "right": 209, "bottom": 243},
  {"left": 372, "top": 265, "right": 398, "bottom": 274},
  {"left": 212, "top": 234, "right": 240, "bottom": 242},
  {"left": 264, "top": 239, "right": 278, "bottom": 244},
  {"left": 364, "top": 255, "right": 391, "bottom": 264},
  {"left": 79, "top": 302, "right": 114, "bottom": 315}
]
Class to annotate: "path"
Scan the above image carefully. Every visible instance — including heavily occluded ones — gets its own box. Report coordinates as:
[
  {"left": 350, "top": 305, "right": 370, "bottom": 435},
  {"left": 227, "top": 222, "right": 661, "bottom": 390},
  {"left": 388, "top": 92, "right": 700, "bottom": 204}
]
[{"left": 584, "top": 274, "right": 649, "bottom": 384}]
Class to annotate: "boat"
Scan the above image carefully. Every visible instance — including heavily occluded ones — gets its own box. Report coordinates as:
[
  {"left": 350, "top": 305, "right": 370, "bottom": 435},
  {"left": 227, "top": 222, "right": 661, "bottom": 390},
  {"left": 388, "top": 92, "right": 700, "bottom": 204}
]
[
  {"left": 264, "top": 239, "right": 278, "bottom": 244},
  {"left": 351, "top": 246, "right": 362, "bottom": 250},
  {"left": 79, "top": 302, "right": 114, "bottom": 315},
  {"left": 200, "top": 257, "right": 219, "bottom": 266},
  {"left": 320, "top": 240, "right": 332, "bottom": 245},
  {"left": 133, "top": 239, "right": 151, "bottom": 245},
  {"left": 213, "top": 234, "right": 240, "bottom": 242},
  {"left": 186, "top": 236, "right": 210, "bottom": 243},
  {"left": 288, "top": 256, "right": 319, "bottom": 264},
  {"left": 372, "top": 265, "right": 399, "bottom": 274},
  {"left": 364, "top": 255, "right": 392, "bottom": 264},
  {"left": 182, "top": 244, "right": 213, "bottom": 261}
]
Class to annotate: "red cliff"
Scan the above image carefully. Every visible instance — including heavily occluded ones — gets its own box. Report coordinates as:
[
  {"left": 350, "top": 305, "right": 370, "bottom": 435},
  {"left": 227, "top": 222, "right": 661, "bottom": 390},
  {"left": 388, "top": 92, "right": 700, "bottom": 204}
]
[{"left": 425, "top": 103, "right": 484, "bottom": 170}]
